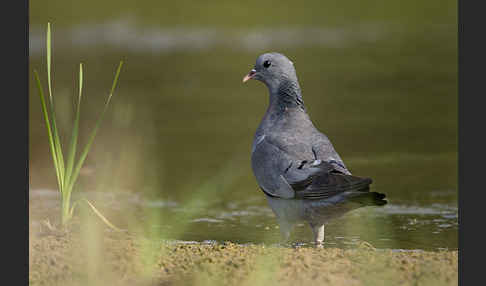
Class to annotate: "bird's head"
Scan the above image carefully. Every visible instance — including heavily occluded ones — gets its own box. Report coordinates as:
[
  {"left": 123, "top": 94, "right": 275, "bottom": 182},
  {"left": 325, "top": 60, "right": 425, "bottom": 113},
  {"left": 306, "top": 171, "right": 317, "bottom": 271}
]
[{"left": 243, "top": 52, "right": 298, "bottom": 92}]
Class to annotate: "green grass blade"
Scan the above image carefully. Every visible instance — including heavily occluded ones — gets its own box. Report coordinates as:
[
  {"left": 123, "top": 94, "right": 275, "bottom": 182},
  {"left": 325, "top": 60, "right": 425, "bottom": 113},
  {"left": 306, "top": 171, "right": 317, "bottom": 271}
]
[
  {"left": 64, "top": 63, "right": 83, "bottom": 188},
  {"left": 51, "top": 114, "right": 65, "bottom": 191},
  {"left": 69, "top": 200, "right": 79, "bottom": 220},
  {"left": 45, "top": 22, "right": 65, "bottom": 190},
  {"left": 47, "top": 22, "right": 52, "bottom": 102},
  {"left": 68, "top": 61, "right": 123, "bottom": 192},
  {"left": 82, "top": 198, "right": 122, "bottom": 231},
  {"left": 107, "top": 61, "right": 124, "bottom": 103},
  {"left": 34, "top": 70, "right": 62, "bottom": 191}
]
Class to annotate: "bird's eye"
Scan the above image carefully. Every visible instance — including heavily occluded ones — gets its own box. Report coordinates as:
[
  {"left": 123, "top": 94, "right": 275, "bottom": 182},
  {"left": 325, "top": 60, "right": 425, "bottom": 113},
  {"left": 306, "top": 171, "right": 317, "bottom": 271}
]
[{"left": 263, "top": 60, "right": 271, "bottom": 68}]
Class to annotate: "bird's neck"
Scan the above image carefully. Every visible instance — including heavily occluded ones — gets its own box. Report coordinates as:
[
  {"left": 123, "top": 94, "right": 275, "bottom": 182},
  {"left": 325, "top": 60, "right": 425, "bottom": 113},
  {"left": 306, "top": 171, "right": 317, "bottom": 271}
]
[
  {"left": 256, "top": 79, "right": 307, "bottom": 136},
  {"left": 268, "top": 78, "right": 305, "bottom": 111}
]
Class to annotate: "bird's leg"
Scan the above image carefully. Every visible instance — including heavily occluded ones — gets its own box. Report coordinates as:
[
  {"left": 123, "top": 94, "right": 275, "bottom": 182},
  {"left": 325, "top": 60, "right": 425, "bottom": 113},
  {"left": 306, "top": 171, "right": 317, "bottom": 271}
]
[
  {"left": 310, "top": 223, "right": 325, "bottom": 247},
  {"left": 278, "top": 219, "right": 293, "bottom": 244}
]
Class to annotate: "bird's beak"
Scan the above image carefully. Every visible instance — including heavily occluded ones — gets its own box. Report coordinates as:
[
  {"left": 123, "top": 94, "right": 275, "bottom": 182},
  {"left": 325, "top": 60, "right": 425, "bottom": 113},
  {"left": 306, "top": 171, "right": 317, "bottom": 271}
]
[{"left": 242, "top": 69, "right": 257, "bottom": 83}]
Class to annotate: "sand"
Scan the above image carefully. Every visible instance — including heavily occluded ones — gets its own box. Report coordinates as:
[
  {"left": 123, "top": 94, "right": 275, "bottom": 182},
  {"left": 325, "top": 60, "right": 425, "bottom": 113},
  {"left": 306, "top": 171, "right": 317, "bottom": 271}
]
[{"left": 29, "top": 222, "right": 458, "bottom": 286}]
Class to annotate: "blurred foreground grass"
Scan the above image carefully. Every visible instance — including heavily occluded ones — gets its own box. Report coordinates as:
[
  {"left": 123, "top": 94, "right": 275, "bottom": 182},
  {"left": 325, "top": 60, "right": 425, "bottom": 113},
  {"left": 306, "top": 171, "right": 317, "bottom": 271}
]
[{"left": 29, "top": 224, "right": 457, "bottom": 286}]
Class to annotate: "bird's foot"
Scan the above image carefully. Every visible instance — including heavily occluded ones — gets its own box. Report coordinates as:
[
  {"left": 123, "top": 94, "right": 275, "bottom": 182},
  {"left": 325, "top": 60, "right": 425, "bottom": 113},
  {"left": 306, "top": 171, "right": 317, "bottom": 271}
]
[
  {"left": 314, "top": 241, "right": 324, "bottom": 248},
  {"left": 310, "top": 224, "right": 325, "bottom": 248}
]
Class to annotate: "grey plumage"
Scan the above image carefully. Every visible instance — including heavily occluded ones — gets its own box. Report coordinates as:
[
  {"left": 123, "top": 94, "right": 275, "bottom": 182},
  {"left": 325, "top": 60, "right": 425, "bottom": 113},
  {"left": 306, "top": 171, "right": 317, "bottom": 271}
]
[{"left": 243, "top": 52, "right": 387, "bottom": 245}]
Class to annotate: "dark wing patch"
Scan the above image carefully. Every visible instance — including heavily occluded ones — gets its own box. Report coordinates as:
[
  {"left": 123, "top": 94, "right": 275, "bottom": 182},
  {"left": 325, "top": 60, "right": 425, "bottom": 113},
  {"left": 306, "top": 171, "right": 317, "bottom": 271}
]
[{"left": 283, "top": 160, "right": 373, "bottom": 200}]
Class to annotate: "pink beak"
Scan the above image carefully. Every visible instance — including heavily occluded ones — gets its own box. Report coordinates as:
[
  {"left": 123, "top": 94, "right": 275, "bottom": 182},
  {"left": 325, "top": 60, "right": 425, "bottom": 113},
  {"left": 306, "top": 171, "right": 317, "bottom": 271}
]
[{"left": 242, "top": 69, "right": 257, "bottom": 83}]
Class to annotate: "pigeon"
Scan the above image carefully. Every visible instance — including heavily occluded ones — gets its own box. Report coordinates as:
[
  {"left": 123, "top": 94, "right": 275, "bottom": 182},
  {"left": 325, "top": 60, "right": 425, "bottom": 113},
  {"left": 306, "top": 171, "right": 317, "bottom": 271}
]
[{"left": 243, "top": 52, "right": 387, "bottom": 246}]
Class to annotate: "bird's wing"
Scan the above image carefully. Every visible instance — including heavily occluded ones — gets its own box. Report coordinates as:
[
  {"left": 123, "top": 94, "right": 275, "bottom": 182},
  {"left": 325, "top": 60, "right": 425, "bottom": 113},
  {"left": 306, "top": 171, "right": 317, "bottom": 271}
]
[
  {"left": 285, "top": 159, "right": 373, "bottom": 200},
  {"left": 251, "top": 137, "right": 371, "bottom": 200},
  {"left": 251, "top": 137, "right": 297, "bottom": 199},
  {"left": 310, "top": 131, "right": 351, "bottom": 175}
]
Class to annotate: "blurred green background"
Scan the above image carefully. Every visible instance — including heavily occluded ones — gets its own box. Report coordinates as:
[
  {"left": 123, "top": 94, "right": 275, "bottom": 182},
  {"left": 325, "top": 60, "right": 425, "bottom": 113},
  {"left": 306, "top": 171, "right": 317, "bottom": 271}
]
[{"left": 29, "top": 0, "right": 457, "bottom": 248}]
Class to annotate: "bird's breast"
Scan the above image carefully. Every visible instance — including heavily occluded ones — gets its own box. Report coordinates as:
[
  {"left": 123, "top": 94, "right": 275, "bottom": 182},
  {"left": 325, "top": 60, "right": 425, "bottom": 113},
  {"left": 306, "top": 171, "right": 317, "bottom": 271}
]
[{"left": 251, "top": 134, "right": 266, "bottom": 154}]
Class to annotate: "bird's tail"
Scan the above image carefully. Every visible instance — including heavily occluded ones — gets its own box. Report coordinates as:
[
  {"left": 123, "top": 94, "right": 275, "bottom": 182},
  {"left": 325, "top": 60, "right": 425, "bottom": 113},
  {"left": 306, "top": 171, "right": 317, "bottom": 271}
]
[
  {"left": 347, "top": 191, "right": 387, "bottom": 206},
  {"left": 329, "top": 174, "right": 387, "bottom": 206}
]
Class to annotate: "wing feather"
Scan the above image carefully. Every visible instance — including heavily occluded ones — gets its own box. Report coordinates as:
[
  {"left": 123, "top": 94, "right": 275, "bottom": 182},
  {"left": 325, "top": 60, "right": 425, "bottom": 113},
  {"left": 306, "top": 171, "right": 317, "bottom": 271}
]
[{"left": 252, "top": 136, "right": 373, "bottom": 201}]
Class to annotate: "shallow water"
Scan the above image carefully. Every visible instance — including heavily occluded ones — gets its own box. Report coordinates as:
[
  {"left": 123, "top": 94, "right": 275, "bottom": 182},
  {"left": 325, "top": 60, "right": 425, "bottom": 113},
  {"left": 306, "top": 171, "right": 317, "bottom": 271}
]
[
  {"left": 29, "top": 189, "right": 457, "bottom": 251},
  {"left": 29, "top": 1, "right": 456, "bottom": 251}
]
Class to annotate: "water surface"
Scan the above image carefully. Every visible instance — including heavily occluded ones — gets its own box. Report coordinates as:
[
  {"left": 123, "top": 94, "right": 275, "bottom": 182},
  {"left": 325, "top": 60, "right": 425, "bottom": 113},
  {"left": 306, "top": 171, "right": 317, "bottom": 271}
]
[{"left": 29, "top": 189, "right": 457, "bottom": 250}]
